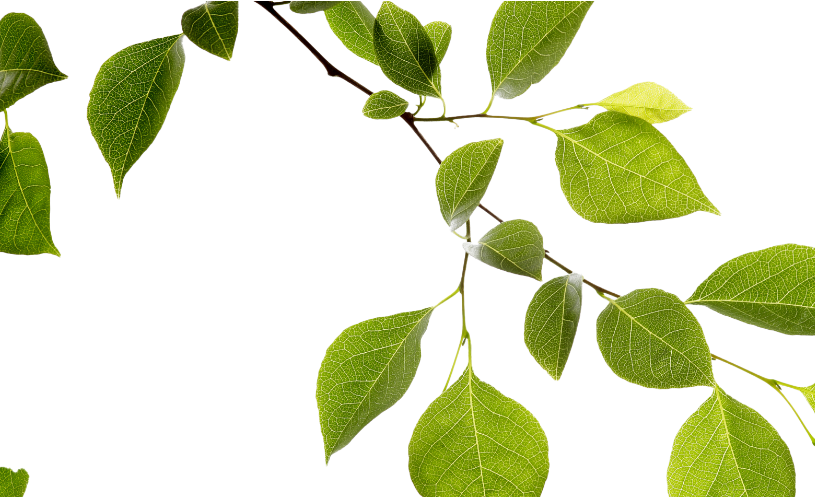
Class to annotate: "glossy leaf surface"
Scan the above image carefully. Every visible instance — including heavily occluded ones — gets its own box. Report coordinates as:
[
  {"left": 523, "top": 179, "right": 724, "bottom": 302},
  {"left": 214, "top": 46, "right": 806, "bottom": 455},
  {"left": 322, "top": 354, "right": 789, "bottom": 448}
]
[
  {"left": 88, "top": 35, "right": 185, "bottom": 197},
  {"left": 424, "top": 21, "right": 451, "bottom": 64},
  {"left": 687, "top": 244, "right": 815, "bottom": 335},
  {"left": 0, "top": 13, "right": 67, "bottom": 111},
  {"left": 0, "top": 468, "right": 28, "bottom": 497},
  {"left": 463, "top": 219, "right": 543, "bottom": 280},
  {"left": 525, "top": 274, "right": 583, "bottom": 380},
  {"left": 668, "top": 387, "right": 795, "bottom": 497},
  {"left": 317, "top": 308, "right": 434, "bottom": 462},
  {"left": 362, "top": 90, "right": 407, "bottom": 119},
  {"left": 181, "top": 2, "right": 238, "bottom": 61},
  {"left": 597, "top": 289, "right": 714, "bottom": 388},
  {"left": 325, "top": 2, "right": 377, "bottom": 64},
  {"left": 553, "top": 111, "right": 718, "bottom": 223},
  {"left": 290, "top": 1, "right": 339, "bottom": 14},
  {"left": 598, "top": 82, "right": 691, "bottom": 124}
]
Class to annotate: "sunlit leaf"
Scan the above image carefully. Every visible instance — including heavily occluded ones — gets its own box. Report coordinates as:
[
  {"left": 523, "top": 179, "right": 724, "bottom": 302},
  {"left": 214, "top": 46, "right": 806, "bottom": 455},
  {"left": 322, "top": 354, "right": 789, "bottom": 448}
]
[
  {"left": 803, "top": 384, "right": 815, "bottom": 414},
  {"left": 0, "top": 467, "right": 29, "bottom": 497},
  {"left": 362, "top": 90, "right": 407, "bottom": 119},
  {"left": 424, "top": 21, "right": 451, "bottom": 64},
  {"left": 598, "top": 82, "right": 691, "bottom": 124},
  {"left": 463, "top": 219, "right": 543, "bottom": 280},
  {"left": 181, "top": 1, "right": 239, "bottom": 61},
  {"left": 290, "top": 1, "right": 339, "bottom": 14},
  {"left": 325, "top": 2, "right": 378, "bottom": 65}
]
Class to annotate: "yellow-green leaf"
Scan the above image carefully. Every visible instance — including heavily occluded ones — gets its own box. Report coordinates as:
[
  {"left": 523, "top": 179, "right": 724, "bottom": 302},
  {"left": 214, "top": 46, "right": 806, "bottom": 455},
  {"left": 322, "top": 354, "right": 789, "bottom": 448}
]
[{"left": 597, "top": 82, "right": 691, "bottom": 124}]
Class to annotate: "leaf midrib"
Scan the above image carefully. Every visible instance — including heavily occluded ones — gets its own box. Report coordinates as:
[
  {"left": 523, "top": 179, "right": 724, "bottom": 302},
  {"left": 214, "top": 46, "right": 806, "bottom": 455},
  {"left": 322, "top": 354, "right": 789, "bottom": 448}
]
[
  {"left": 203, "top": 2, "right": 230, "bottom": 59},
  {"left": 382, "top": 3, "right": 440, "bottom": 98},
  {"left": 466, "top": 368, "right": 487, "bottom": 497},
  {"left": 0, "top": 68, "right": 65, "bottom": 78},
  {"left": 447, "top": 141, "right": 500, "bottom": 225},
  {"left": 714, "top": 387, "right": 750, "bottom": 497}
]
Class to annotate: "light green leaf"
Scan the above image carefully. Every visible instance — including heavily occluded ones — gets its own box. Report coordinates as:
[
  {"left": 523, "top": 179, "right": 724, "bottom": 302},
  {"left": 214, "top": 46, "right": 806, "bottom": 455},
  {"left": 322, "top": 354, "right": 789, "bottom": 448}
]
[
  {"left": 0, "top": 128, "right": 59, "bottom": 256},
  {"left": 668, "top": 386, "right": 795, "bottom": 497},
  {"left": 463, "top": 219, "right": 543, "bottom": 280},
  {"left": 317, "top": 307, "right": 434, "bottom": 462},
  {"left": 409, "top": 366, "right": 549, "bottom": 497},
  {"left": 597, "top": 289, "right": 714, "bottom": 388},
  {"left": 687, "top": 244, "right": 815, "bottom": 336},
  {"left": 803, "top": 384, "right": 815, "bottom": 413},
  {"left": 551, "top": 111, "right": 719, "bottom": 224},
  {"left": 87, "top": 35, "right": 185, "bottom": 197},
  {"left": 290, "top": 1, "right": 339, "bottom": 14},
  {"left": 525, "top": 274, "right": 583, "bottom": 380},
  {"left": 597, "top": 82, "right": 691, "bottom": 124},
  {"left": 0, "top": 467, "right": 29, "bottom": 497},
  {"left": 373, "top": 2, "right": 442, "bottom": 99},
  {"left": 362, "top": 90, "right": 407, "bottom": 119},
  {"left": 325, "top": 2, "right": 378, "bottom": 65},
  {"left": 486, "top": 2, "right": 591, "bottom": 103},
  {"left": 0, "top": 13, "right": 67, "bottom": 111},
  {"left": 436, "top": 138, "right": 503, "bottom": 231},
  {"left": 424, "top": 21, "right": 451, "bottom": 64},
  {"left": 181, "top": 2, "right": 238, "bottom": 61}
]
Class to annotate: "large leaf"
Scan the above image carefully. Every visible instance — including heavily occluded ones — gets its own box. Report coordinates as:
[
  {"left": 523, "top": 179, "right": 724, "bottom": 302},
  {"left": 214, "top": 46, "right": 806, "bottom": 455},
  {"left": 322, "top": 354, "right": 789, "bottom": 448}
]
[
  {"left": 373, "top": 2, "right": 441, "bottom": 98},
  {"left": 290, "top": 2, "right": 339, "bottom": 14},
  {"left": 597, "top": 289, "right": 715, "bottom": 389},
  {"left": 436, "top": 138, "right": 503, "bottom": 231},
  {"left": 409, "top": 366, "right": 549, "bottom": 496},
  {"left": 525, "top": 274, "right": 583, "bottom": 380},
  {"left": 463, "top": 219, "right": 543, "bottom": 280},
  {"left": 87, "top": 35, "right": 185, "bottom": 197},
  {"left": 424, "top": 21, "right": 451, "bottom": 64},
  {"left": 181, "top": 2, "right": 239, "bottom": 61},
  {"left": 362, "top": 90, "right": 407, "bottom": 119},
  {"left": 0, "top": 468, "right": 28, "bottom": 497},
  {"left": 687, "top": 244, "right": 815, "bottom": 336},
  {"left": 486, "top": 2, "right": 591, "bottom": 103},
  {"left": 552, "top": 111, "right": 719, "bottom": 223},
  {"left": 325, "top": 2, "right": 378, "bottom": 65},
  {"left": 0, "top": 128, "right": 59, "bottom": 256},
  {"left": 0, "top": 13, "right": 67, "bottom": 111},
  {"left": 317, "top": 307, "right": 434, "bottom": 462},
  {"left": 668, "top": 386, "right": 795, "bottom": 497},
  {"left": 598, "top": 82, "right": 691, "bottom": 124}
]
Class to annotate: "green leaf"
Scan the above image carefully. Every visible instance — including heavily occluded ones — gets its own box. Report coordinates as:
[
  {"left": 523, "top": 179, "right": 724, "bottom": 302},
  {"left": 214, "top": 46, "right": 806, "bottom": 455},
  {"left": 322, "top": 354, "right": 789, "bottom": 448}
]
[
  {"left": 373, "top": 2, "right": 442, "bottom": 99},
  {"left": 424, "top": 21, "right": 451, "bottom": 64},
  {"left": 87, "top": 35, "right": 185, "bottom": 197},
  {"left": 463, "top": 219, "right": 543, "bottom": 280},
  {"left": 436, "top": 138, "right": 503, "bottom": 231},
  {"left": 0, "top": 127, "right": 59, "bottom": 256},
  {"left": 290, "top": 1, "right": 339, "bottom": 14},
  {"left": 409, "top": 366, "right": 549, "bottom": 496},
  {"left": 317, "top": 307, "right": 434, "bottom": 462},
  {"left": 525, "top": 274, "right": 583, "bottom": 380},
  {"left": 181, "top": 2, "right": 238, "bottom": 61},
  {"left": 551, "top": 111, "right": 719, "bottom": 223},
  {"left": 597, "top": 289, "right": 714, "bottom": 388},
  {"left": 597, "top": 82, "right": 691, "bottom": 124},
  {"left": 0, "top": 468, "right": 28, "bottom": 497},
  {"left": 687, "top": 244, "right": 815, "bottom": 336},
  {"left": 325, "top": 2, "right": 378, "bottom": 65},
  {"left": 668, "top": 386, "right": 795, "bottom": 497},
  {"left": 803, "top": 384, "right": 815, "bottom": 413},
  {"left": 0, "top": 13, "right": 67, "bottom": 111},
  {"left": 486, "top": 2, "right": 591, "bottom": 103},
  {"left": 362, "top": 90, "right": 407, "bottom": 119}
]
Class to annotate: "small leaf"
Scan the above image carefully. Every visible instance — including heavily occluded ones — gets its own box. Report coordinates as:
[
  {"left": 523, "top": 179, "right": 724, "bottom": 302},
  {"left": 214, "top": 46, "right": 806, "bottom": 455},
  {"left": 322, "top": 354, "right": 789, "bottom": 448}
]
[
  {"left": 803, "top": 384, "right": 815, "bottom": 413},
  {"left": 290, "top": 1, "right": 339, "bottom": 14},
  {"left": 463, "top": 219, "right": 543, "bottom": 280},
  {"left": 687, "top": 244, "right": 815, "bottom": 336},
  {"left": 598, "top": 82, "right": 691, "bottom": 124},
  {"left": 87, "top": 35, "right": 185, "bottom": 197},
  {"left": 552, "top": 111, "right": 719, "bottom": 223},
  {"left": 325, "top": 2, "right": 378, "bottom": 65},
  {"left": 436, "top": 138, "right": 503, "bottom": 231},
  {"left": 424, "top": 21, "right": 451, "bottom": 64},
  {"left": 362, "top": 90, "right": 407, "bottom": 119},
  {"left": 525, "top": 274, "right": 583, "bottom": 380},
  {"left": 409, "top": 366, "right": 549, "bottom": 496},
  {"left": 597, "top": 289, "right": 715, "bottom": 388},
  {"left": 317, "top": 307, "right": 434, "bottom": 462},
  {"left": 181, "top": 2, "right": 239, "bottom": 61},
  {"left": 668, "top": 386, "right": 795, "bottom": 497},
  {"left": 373, "top": 2, "right": 442, "bottom": 98},
  {"left": 0, "top": 467, "right": 29, "bottom": 497},
  {"left": 0, "top": 13, "right": 67, "bottom": 111},
  {"left": 0, "top": 128, "right": 59, "bottom": 256}
]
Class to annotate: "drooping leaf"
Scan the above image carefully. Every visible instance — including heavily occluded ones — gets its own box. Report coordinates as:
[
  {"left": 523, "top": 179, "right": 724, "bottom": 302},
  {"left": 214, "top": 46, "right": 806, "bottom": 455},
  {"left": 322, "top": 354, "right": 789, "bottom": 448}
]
[
  {"left": 486, "top": 2, "right": 591, "bottom": 103},
  {"left": 667, "top": 386, "right": 795, "bottom": 497},
  {"left": 0, "top": 467, "right": 29, "bottom": 497},
  {"left": 597, "top": 82, "right": 691, "bottom": 124},
  {"left": 325, "top": 2, "right": 378, "bottom": 65},
  {"left": 290, "top": 1, "right": 339, "bottom": 14},
  {"left": 373, "top": 2, "right": 442, "bottom": 98},
  {"left": 597, "top": 288, "right": 715, "bottom": 389},
  {"left": 0, "top": 13, "right": 67, "bottom": 111},
  {"left": 525, "top": 274, "right": 583, "bottom": 380},
  {"left": 317, "top": 307, "right": 434, "bottom": 462},
  {"left": 87, "top": 35, "right": 185, "bottom": 197},
  {"left": 0, "top": 128, "right": 59, "bottom": 256},
  {"left": 687, "top": 244, "right": 815, "bottom": 336},
  {"left": 362, "top": 90, "right": 407, "bottom": 119},
  {"left": 409, "top": 366, "right": 549, "bottom": 496},
  {"left": 424, "top": 21, "right": 451, "bottom": 64},
  {"left": 436, "top": 138, "right": 503, "bottom": 231},
  {"left": 181, "top": 2, "right": 239, "bottom": 61},
  {"left": 463, "top": 219, "right": 543, "bottom": 280},
  {"left": 552, "top": 111, "right": 719, "bottom": 224}
]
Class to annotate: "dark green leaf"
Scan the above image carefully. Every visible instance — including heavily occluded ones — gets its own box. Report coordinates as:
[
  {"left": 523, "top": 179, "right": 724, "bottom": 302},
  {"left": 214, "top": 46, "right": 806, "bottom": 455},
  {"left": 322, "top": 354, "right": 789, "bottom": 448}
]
[
  {"left": 181, "top": 2, "right": 238, "bottom": 61},
  {"left": 325, "top": 2, "right": 378, "bottom": 65},
  {"left": 0, "top": 467, "right": 28, "bottom": 497},
  {"left": 362, "top": 90, "right": 407, "bottom": 119},
  {"left": 464, "top": 220, "right": 544, "bottom": 280},
  {"left": 424, "top": 21, "right": 451, "bottom": 64},
  {"left": 290, "top": 2, "right": 339, "bottom": 14}
]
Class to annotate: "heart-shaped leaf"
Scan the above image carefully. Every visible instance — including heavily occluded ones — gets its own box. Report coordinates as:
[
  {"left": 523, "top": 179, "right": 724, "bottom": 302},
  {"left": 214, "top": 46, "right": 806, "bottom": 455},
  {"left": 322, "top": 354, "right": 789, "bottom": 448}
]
[
  {"left": 598, "top": 82, "right": 691, "bottom": 124},
  {"left": 0, "top": 467, "right": 29, "bottom": 497},
  {"left": 325, "top": 2, "right": 378, "bottom": 65},
  {"left": 362, "top": 90, "right": 407, "bottom": 119},
  {"left": 463, "top": 219, "right": 544, "bottom": 280},
  {"left": 181, "top": 2, "right": 239, "bottom": 61},
  {"left": 424, "top": 21, "right": 451, "bottom": 64}
]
